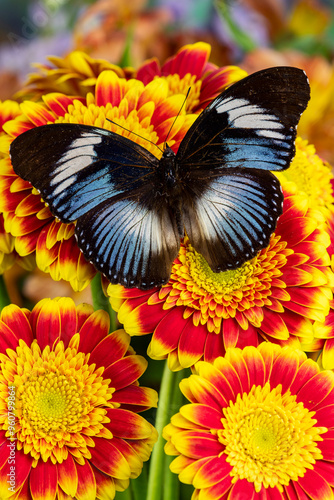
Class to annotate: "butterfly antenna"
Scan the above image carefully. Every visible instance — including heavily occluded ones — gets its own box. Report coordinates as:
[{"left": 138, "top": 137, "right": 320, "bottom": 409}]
[
  {"left": 164, "top": 87, "right": 191, "bottom": 148},
  {"left": 106, "top": 118, "right": 163, "bottom": 154}
]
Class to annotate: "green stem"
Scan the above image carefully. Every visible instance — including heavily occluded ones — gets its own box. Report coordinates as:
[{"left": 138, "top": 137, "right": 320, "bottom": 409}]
[
  {"left": 90, "top": 273, "right": 117, "bottom": 331},
  {"left": 0, "top": 274, "right": 11, "bottom": 309},
  {"left": 146, "top": 362, "right": 184, "bottom": 500},
  {"left": 163, "top": 370, "right": 185, "bottom": 500}
]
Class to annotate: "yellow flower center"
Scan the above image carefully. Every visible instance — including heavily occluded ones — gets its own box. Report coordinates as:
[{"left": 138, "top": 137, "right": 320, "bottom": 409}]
[
  {"left": 22, "top": 370, "right": 85, "bottom": 434},
  {"left": 218, "top": 383, "right": 327, "bottom": 492},
  {"left": 1, "top": 338, "right": 115, "bottom": 464},
  {"left": 276, "top": 137, "right": 334, "bottom": 211},
  {"left": 163, "top": 73, "right": 202, "bottom": 111},
  {"left": 187, "top": 247, "right": 254, "bottom": 295},
  {"left": 163, "top": 236, "right": 292, "bottom": 333}
]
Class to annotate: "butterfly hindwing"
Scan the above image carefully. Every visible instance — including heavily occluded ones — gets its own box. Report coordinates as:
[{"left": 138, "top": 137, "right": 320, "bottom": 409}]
[
  {"left": 182, "top": 168, "right": 283, "bottom": 271},
  {"left": 176, "top": 66, "right": 310, "bottom": 173},
  {"left": 10, "top": 123, "right": 159, "bottom": 222},
  {"left": 75, "top": 193, "right": 181, "bottom": 289}
]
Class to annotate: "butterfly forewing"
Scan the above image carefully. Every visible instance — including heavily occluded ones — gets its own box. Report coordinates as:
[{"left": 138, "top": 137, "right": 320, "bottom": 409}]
[
  {"left": 176, "top": 66, "right": 310, "bottom": 173},
  {"left": 10, "top": 124, "right": 159, "bottom": 222}
]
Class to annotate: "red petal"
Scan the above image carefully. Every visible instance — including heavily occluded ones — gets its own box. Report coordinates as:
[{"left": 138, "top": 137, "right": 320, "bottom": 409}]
[
  {"left": 314, "top": 461, "right": 334, "bottom": 486},
  {"left": 150, "top": 307, "right": 187, "bottom": 357},
  {"left": 123, "top": 301, "right": 168, "bottom": 335},
  {"left": 89, "top": 329, "right": 131, "bottom": 369},
  {"left": 110, "top": 385, "right": 158, "bottom": 408},
  {"left": 260, "top": 309, "right": 289, "bottom": 340},
  {"left": 94, "top": 467, "right": 115, "bottom": 500},
  {"left": 57, "top": 298, "right": 78, "bottom": 346},
  {"left": 57, "top": 455, "right": 78, "bottom": 497},
  {"left": 269, "top": 349, "right": 300, "bottom": 393},
  {"left": 0, "top": 446, "right": 32, "bottom": 497},
  {"left": 242, "top": 346, "right": 265, "bottom": 388},
  {"left": 42, "top": 94, "right": 74, "bottom": 116},
  {"left": 35, "top": 299, "right": 61, "bottom": 350},
  {"left": 296, "top": 371, "right": 334, "bottom": 410},
  {"left": 229, "top": 478, "right": 256, "bottom": 499},
  {"left": 204, "top": 330, "right": 226, "bottom": 362},
  {"left": 290, "top": 359, "right": 320, "bottom": 394},
  {"left": 136, "top": 58, "right": 160, "bottom": 84},
  {"left": 225, "top": 349, "right": 250, "bottom": 393},
  {"left": 75, "top": 460, "right": 96, "bottom": 500},
  {"left": 161, "top": 42, "right": 210, "bottom": 79},
  {"left": 178, "top": 321, "right": 207, "bottom": 368},
  {"left": 106, "top": 408, "right": 153, "bottom": 439},
  {"left": 95, "top": 71, "right": 124, "bottom": 107},
  {"left": 180, "top": 403, "right": 223, "bottom": 430},
  {"left": 298, "top": 468, "right": 333, "bottom": 500},
  {"left": 103, "top": 355, "right": 147, "bottom": 390},
  {"left": 317, "top": 439, "right": 334, "bottom": 461},
  {"left": 90, "top": 438, "right": 131, "bottom": 479},
  {"left": 0, "top": 320, "right": 20, "bottom": 352},
  {"left": 193, "top": 454, "right": 231, "bottom": 488},
  {"left": 313, "top": 405, "right": 334, "bottom": 428},
  {"left": 78, "top": 310, "right": 110, "bottom": 354},
  {"left": 175, "top": 430, "right": 224, "bottom": 459},
  {"left": 29, "top": 460, "right": 57, "bottom": 500}
]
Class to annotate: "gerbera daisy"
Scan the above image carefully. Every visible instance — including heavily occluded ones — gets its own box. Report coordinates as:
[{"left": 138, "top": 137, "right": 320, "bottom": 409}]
[
  {"left": 1, "top": 56, "right": 242, "bottom": 291},
  {"left": 0, "top": 297, "right": 158, "bottom": 499},
  {"left": 163, "top": 343, "right": 334, "bottom": 499},
  {"left": 109, "top": 182, "right": 334, "bottom": 370},
  {"left": 135, "top": 41, "right": 247, "bottom": 112},
  {"left": 15, "top": 51, "right": 128, "bottom": 102},
  {"left": 0, "top": 100, "right": 35, "bottom": 274}
]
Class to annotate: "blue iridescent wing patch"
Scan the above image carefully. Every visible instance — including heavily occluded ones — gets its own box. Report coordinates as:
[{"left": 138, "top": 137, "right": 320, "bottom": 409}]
[{"left": 10, "top": 66, "right": 310, "bottom": 289}]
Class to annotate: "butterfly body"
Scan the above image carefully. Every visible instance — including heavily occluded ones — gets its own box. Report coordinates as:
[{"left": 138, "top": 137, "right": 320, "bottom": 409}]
[{"left": 10, "top": 67, "right": 310, "bottom": 289}]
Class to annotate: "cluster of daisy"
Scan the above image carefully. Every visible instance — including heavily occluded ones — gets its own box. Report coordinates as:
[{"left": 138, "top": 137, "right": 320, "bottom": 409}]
[{"left": 0, "top": 42, "right": 334, "bottom": 499}]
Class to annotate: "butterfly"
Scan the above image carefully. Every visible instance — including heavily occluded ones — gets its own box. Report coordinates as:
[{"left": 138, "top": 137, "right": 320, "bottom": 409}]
[{"left": 10, "top": 66, "right": 310, "bottom": 290}]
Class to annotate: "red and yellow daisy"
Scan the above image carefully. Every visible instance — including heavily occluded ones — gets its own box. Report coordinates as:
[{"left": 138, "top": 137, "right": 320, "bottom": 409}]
[
  {"left": 1, "top": 53, "right": 243, "bottom": 291},
  {"left": 0, "top": 297, "right": 158, "bottom": 499},
  {"left": 109, "top": 181, "right": 334, "bottom": 370},
  {"left": 0, "top": 100, "right": 35, "bottom": 274},
  {"left": 135, "top": 41, "right": 247, "bottom": 112},
  {"left": 163, "top": 343, "right": 334, "bottom": 499},
  {"left": 15, "top": 51, "right": 128, "bottom": 102}
]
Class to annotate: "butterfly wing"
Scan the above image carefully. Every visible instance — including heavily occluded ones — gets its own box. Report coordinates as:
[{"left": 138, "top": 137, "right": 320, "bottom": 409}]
[
  {"left": 175, "top": 67, "right": 309, "bottom": 271},
  {"left": 176, "top": 66, "right": 310, "bottom": 172},
  {"left": 75, "top": 194, "right": 180, "bottom": 289},
  {"left": 181, "top": 168, "right": 283, "bottom": 271},
  {"left": 10, "top": 123, "right": 181, "bottom": 288},
  {"left": 10, "top": 123, "right": 161, "bottom": 222}
]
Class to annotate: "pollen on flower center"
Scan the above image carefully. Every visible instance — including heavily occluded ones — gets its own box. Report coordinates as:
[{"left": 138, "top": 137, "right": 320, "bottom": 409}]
[
  {"left": 217, "top": 383, "right": 327, "bottom": 493},
  {"left": 22, "top": 370, "right": 82, "bottom": 433},
  {"left": 6, "top": 338, "right": 115, "bottom": 463},
  {"left": 186, "top": 242, "right": 254, "bottom": 295},
  {"left": 163, "top": 73, "right": 202, "bottom": 111}
]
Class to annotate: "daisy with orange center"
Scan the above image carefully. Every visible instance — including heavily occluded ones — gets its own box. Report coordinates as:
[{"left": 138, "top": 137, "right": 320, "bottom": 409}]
[
  {"left": 0, "top": 297, "right": 158, "bottom": 499},
  {"left": 163, "top": 343, "right": 334, "bottom": 499},
  {"left": 109, "top": 180, "right": 334, "bottom": 370}
]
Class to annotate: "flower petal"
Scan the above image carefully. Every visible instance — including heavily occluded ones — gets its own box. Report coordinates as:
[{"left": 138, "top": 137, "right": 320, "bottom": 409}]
[{"left": 29, "top": 460, "right": 58, "bottom": 500}]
